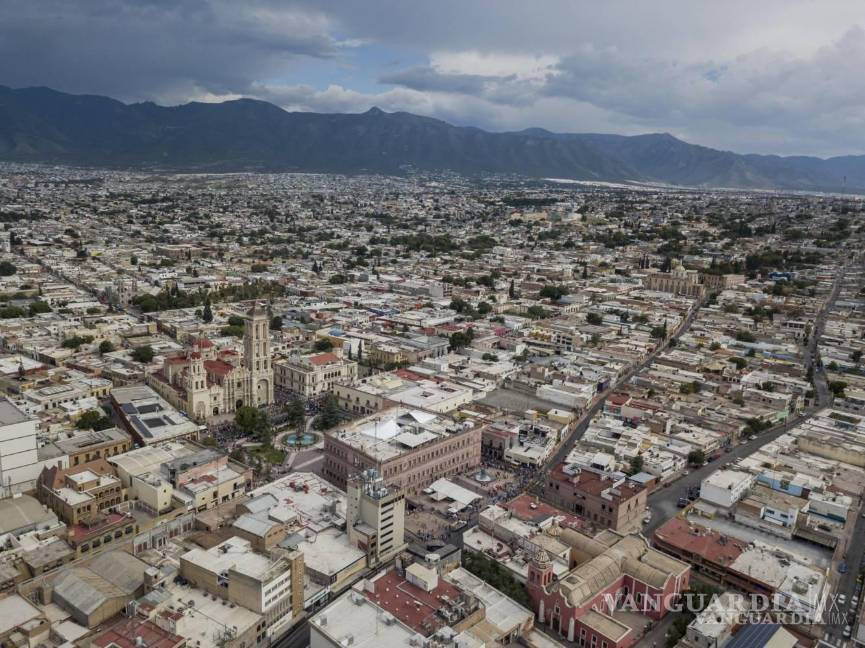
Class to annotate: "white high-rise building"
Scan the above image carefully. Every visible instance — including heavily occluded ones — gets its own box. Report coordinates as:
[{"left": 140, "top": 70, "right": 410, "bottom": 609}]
[{"left": 0, "top": 398, "right": 65, "bottom": 495}]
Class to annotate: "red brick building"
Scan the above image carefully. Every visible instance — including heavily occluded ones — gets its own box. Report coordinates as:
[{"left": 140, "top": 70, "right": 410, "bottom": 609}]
[{"left": 543, "top": 465, "right": 647, "bottom": 533}]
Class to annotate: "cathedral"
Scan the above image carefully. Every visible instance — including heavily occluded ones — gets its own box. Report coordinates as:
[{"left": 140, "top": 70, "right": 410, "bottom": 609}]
[{"left": 149, "top": 305, "right": 274, "bottom": 421}]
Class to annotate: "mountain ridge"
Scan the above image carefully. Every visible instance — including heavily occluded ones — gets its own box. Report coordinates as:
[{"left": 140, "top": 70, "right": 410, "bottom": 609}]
[{"left": 1, "top": 84, "right": 864, "bottom": 192}]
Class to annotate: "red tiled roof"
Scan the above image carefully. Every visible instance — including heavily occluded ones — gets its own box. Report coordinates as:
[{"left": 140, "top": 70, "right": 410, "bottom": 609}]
[
  {"left": 548, "top": 464, "right": 645, "bottom": 499},
  {"left": 395, "top": 368, "right": 424, "bottom": 381},
  {"left": 503, "top": 493, "right": 583, "bottom": 528},
  {"left": 195, "top": 337, "right": 214, "bottom": 348},
  {"left": 204, "top": 359, "right": 235, "bottom": 376},
  {"left": 653, "top": 517, "right": 744, "bottom": 567},
  {"left": 67, "top": 512, "right": 132, "bottom": 543},
  {"left": 309, "top": 352, "right": 339, "bottom": 366},
  {"left": 92, "top": 617, "right": 184, "bottom": 648},
  {"left": 608, "top": 393, "right": 631, "bottom": 406},
  {"left": 365, "top": 568, "right": 462, "bottom": 636}
]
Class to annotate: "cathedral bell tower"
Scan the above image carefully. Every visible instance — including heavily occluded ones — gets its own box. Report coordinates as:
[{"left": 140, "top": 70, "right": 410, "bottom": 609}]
[{"left": 243, "top": 304, "right": 273, "bottom": 406}]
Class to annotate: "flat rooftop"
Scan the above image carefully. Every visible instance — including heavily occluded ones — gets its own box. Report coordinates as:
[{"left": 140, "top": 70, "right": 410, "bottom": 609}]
[
  {"left": 311, "top": 590, "right": 415, "bottom": 647},
  {"left": 330, "top": 407, "right": 462, "bottom": 462}
]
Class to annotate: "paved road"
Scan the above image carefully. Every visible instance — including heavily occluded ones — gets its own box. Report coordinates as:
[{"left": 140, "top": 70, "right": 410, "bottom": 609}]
[
  {"left": 529, "top": 305, "right": 702, "bottom": 493},
  {"left": 272, "top": 619, "right": 310, "bottom": 648},
  {"left": 824, "top": 507, "right": 865, "bottom": 645},
  {"left": 644, "top": 265, "right": 847, "bottom": 537},
  {"left": 643, "top": 412, "right": 808, "bottom": 537}
]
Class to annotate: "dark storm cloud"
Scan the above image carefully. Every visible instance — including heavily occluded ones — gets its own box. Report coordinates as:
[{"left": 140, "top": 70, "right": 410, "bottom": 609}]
[
  {"left": 0, "top": 0, "right": 339, "bottom": 102},
  {"left": 2, "top": 0, "right": 865, "bottom": 155}
]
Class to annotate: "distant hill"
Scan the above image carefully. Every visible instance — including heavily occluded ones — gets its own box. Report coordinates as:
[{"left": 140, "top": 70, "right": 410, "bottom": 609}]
[{"left": 1, "top": 84, "right": 864, "bottom": 192}]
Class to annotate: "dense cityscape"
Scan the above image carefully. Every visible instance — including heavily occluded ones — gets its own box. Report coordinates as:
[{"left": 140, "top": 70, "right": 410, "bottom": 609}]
[{"left": 0, "top": 162, "right": 860, "bottom": 648}]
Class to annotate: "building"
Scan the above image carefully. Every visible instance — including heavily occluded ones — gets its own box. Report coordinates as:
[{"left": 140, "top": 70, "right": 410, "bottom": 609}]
[
  {"left": 55, "top": 427, "right": 132, "bottom": 467},
  {"left": 699, "top": 469, "right": 755, "bottom": 509},
  {"left": 274, "top": 351, "right": 357, "bottom": 397},
  {"left": 543, "top": 465, "right": 647, "bottom": 533},
  {"left": 110, "top": 384, "right": 201, "bottom": 446},
  {"left": 37, "top": 459, "right": 126, "bottom": 525},
  {"left": 0, "top": 493, "right": 61, "bottom": 537},
  {"left": 643, "top": 264, "right": 706, "bottom": 300},
  {"left": 346, "top": 469, "right": 407, "bottom": 568},
  {"left": 0, "top": 398, "right": 61, "bottom": 494},
  {"left": 309, "top": 588, "right": 418, "bottom": 648},
  {"left": 25, "top": 550, "right": 150, "bottom": 627},
  {"left": 322, "top": 408, "right": 482, "bottom": 493},
  {"left": 87, "top": 616, "right": 186, "bottom": 648},
  {"left": 180, "top": 535, "right": 304, "bottom": 644},
  {"left": 334, "top": 371, "right": 474, "bottom": 416},
  {"left": 527, "top": 527, "right": 690, "bottom": 647},
  {"left": 681, "top": 592, "right": 748, "bottom": 648},
  {"left": 148, "top": 305, "right": 274, "bottom": 420},
  {"left": 245, "top": 472, "right": 367, "bottom": 601},
  {"left": 109, "top": 441, "right": 252, "bottom": 515},
  {"left": 653, "top": 518, "right": 827, "bottom": 623}
]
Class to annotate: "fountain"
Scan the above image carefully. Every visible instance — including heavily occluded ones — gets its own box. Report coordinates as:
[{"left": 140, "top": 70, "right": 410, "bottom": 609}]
[{"left": 283, "top": 431, "right": 317, "bottom": 448}]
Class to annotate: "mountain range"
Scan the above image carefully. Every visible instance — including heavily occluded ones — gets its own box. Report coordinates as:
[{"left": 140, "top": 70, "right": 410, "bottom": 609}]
[{"left": 1, "top": 84, "right": 864, "bottom": 192}]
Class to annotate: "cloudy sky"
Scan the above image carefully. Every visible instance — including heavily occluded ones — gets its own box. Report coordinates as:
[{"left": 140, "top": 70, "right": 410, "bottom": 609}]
[{"left": 2, "top": 0, "right": 864, "bottom": 156}]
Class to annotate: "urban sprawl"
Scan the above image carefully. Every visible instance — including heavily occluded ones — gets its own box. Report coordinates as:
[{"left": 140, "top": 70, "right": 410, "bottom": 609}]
[{"left": 0, "top": 163, "right": 863, "bottom": 648}]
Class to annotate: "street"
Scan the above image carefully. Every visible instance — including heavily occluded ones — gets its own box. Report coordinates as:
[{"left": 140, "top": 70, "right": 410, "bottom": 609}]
[{"left": 530, "top": 305, "right": 702, "bottom": 492}]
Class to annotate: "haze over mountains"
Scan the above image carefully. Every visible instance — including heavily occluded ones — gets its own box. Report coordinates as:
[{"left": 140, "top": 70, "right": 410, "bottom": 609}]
[{"left": 2, "top": 84, "right": 865, "bottom": 192}]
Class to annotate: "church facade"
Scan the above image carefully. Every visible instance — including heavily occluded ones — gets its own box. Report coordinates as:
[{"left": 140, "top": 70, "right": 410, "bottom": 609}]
[
  {"left": 526, "top": 526, "right": 689, "bottom": 648},
  {"left": 149, "top": 306, "right": 274, "bottom": 421}
]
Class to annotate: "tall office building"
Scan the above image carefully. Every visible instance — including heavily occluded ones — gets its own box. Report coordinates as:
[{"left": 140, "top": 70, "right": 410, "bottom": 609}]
[{"left": 346, "top": 469, "right": 406, "bottom": 568}]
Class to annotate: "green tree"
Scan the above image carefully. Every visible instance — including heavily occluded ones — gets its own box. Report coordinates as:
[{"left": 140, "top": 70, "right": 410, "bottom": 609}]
[
  {"left": 221, "top": 325, "right": 244, "bottom": 338},
  {"left": 270, "top": 315, "right": 283, "bottom": 331},
  {"left": 0, "top": 261, "right": 16, "bottom": 276},
  {"left": 449, "top": 331, "right": 471, "bottom": 350},
  {"left": 629, "top": 454, "right": 644, "bottom": 475},
  {"left": 235, "top": 405, "right": 271, "bottom": 443},
  {"left": 131, "top": 345, "right": 155, "bottom": 363},
  {"left": 540, "top": 285, "right": 567, "bottom": 300},
  {"left": 28, "top": 301, "right": 52, "bottom": 316},
  {"left": 285, "top": 399, "right": 306, "bottom": 429},
  {"left": 202, "top": 300, "right": 213, "bottom": 323},
  {"left": 829, "top": 380, "right": 848, "bottom": 398},
  {"left": 76, "top": 410, "right": 113, "bottom": 431},
  {"left": 477, "top": 301, "right": 492, "bottom": 315},
  {"left": 314, "top": 338, "right": 333, "bottom": 352},
  {"left": 687, "top": 449, "right": 706, "bottom": 466},
  {"left": 62, "top": 335, "right": 94, "bottom": 350},
  {"left": 586, "top": 312, "right": 603, "bottom": 326},
  {"left": 525, "top": 305, "right": 548, "bottom": 320},
  {"left": 313, "top": 395, "right": 341, "bottom": 431},
  {"left": 0, "top": 306, "right": 25, "bottom": 319},
  {"left": 99, "top": 340, "right": 116, "bottom": 354}
]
